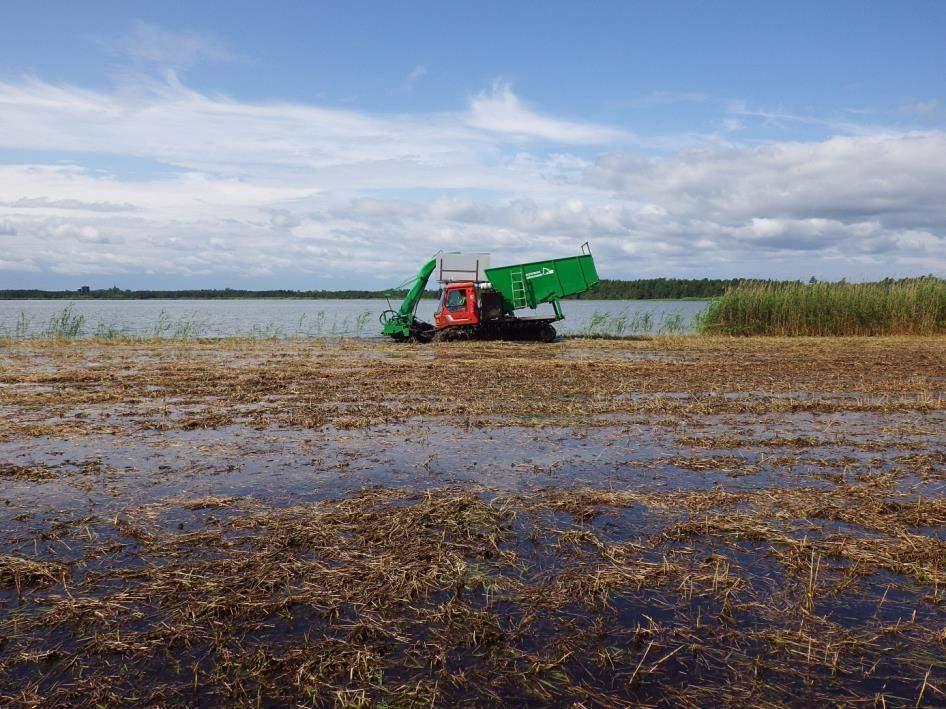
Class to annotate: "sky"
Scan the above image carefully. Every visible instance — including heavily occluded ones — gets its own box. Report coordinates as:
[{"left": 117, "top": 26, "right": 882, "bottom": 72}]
[{"left": 0, "top": 1, "right": 944, "bottom": 289}]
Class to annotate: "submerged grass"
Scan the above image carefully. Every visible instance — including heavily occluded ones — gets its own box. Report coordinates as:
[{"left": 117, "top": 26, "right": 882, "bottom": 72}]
[{"left": 699, "top": 277, "right": 946, "bottom": 336}]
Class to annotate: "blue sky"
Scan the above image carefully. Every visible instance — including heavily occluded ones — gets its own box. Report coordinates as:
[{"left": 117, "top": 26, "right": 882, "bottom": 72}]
[{"left": 1, "top": 1, "right": 944, "bottom": 288}]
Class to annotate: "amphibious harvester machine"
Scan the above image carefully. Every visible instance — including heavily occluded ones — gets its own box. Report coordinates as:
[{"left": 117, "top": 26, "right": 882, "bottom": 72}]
[{"left": 380, "top": 243, "right": 599, "bottom": 342}]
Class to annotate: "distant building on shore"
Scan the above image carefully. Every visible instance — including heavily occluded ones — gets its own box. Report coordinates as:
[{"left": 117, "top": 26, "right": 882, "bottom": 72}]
[{"left": 78, "top": 285, "right": 90, "bottom": 294}]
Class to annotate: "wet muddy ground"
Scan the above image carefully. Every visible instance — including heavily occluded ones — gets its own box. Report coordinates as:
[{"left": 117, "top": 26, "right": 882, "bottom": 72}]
[{"left": 1, "top": 337, "right": 944, "bottom": 706}]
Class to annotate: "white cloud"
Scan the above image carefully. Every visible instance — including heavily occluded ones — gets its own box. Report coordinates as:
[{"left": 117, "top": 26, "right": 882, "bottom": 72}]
[
  {"left": 0, "top": 73, "right": 943, "bottom": 284},
  {"left": 582, "top": 132, "right": 946, "bottom": 272},
  {"left": 587, "top": 132, "right": 946, "bottom": 227},
  {"left": 267, "top": 208, "right": 301, "bottom": 230},
  {"left": 467, "top": 81, "right": 629, "bottom": 144}
]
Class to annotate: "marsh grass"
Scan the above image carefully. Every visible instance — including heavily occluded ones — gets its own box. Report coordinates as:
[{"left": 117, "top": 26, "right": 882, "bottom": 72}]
[
  {"left": 276, "top": 309, "right": 372, "bottom": 338},
  {"left": 582, "top": 309, "right": 694, "bottom": 337},
  {"left": 1, "top": 337, "right": 943, "bottom": 443},
  {"left": 13, "top": 312, "right": 31, "bottom": 339},
  {"left": 699, "top": 278, "right": 946, "bottom": 336}
]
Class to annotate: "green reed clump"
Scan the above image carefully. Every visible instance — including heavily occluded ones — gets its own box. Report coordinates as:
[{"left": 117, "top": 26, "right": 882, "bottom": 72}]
[
  {"left": 699, "top": 278, "right": 946, "bottom": 336},
  {"left": 658, "top": 312, "right": 686, "bottom": 335},
  {"left": 247, "top": 322, "right": 285, "bottom": 339},
  {"left": 353, "top": 310, "right": 372, "bottom": 336},
  {"left": 44, "top": 305, "right": 86, "bottom": 339}
]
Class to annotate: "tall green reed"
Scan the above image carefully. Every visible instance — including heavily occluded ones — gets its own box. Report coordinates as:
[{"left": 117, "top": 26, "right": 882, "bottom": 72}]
[{"left": 698, "top": 278, "right": 946, "bottom": 336}]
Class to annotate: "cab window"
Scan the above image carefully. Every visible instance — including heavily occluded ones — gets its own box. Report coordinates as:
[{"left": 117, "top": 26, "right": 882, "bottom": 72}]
[{"left": 445, "top": 289, "right": 467, "bottom": 311}]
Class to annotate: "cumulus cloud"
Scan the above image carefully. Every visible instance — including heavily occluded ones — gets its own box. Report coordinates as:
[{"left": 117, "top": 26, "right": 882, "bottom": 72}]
[
  {"left": 53, "top": 223, "right": 112, "bottom": 244},
  {"left": 0, "top": 72, "right": 943, "bottom": 284},
  {"left": 578, "top": 131, "right": 946, "bottom": 272},
  {"left": 588, "top": 132, "right": 946, "bottom": 228}
]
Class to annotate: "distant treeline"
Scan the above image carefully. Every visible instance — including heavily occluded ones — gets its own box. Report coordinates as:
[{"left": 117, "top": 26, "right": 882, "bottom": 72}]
[
  {"left": 572, "top": 278, "right": 784, "bottom": 300},
  {"left": 0, "top": 287, "right": 426, "bottom": 300},
  {"left": 573, "top": 277, "right": 946, "bottom": 300},
  {"left": 0, "top": 277, "right": 939, "bottom": 301}
]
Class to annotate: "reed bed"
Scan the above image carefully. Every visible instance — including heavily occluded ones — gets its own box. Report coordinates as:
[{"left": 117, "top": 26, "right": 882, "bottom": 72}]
[{"left": 699, "top": 277, "right": 946, "bottom": 336}]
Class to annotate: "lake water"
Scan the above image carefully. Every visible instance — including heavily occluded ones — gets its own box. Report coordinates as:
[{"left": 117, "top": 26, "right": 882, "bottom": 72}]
[{"left": 0, "top": 298, "right": 711, "bottom": 338}]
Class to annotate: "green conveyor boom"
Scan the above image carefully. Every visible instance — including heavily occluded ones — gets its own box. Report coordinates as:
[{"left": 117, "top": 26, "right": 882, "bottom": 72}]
[{"left": 380, "top": 257, "right": 437, "bottom": 339}]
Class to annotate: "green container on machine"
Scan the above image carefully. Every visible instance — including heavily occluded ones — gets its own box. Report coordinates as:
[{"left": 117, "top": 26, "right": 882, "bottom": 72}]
[{"left": 485, "top": 251, "right": 599, "bottom": 315}]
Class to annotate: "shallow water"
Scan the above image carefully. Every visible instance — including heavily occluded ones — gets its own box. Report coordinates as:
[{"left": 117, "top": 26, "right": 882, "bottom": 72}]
[
  {"left": 2, "top": 409, "right": 941, "bottom": 523},
  {"left": 0, "top": 298, "right": 710, "bottom": 338}
]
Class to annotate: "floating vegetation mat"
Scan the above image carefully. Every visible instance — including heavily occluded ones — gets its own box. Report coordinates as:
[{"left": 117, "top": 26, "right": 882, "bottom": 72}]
[{"left": 0, "top": 337, "right": 944, "bottom": 704}]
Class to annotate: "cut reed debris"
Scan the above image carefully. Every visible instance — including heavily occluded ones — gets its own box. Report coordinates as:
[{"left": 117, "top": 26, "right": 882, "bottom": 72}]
[
  {"left": 0, "top": 336, "right": 944, "bottom": 704},
  {"left": 2, "top": 483, "right": 944, "bottom": 704},
  {"left": 1, "top": 337, "right": 944, "bottom": 442},
  {"left": 0, "top": 555, "right": 66, "bottom": 589}
]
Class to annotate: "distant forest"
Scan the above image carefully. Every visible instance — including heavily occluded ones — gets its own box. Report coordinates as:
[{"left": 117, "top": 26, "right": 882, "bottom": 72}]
[
  {"left": 0, "top": 278, "right": 894, "bottom": 301},
  {"left": 571, "top": 278, "right": 781, "bottom": 300},
  {"left": 0, "top": 287, "right": 424, "bottom": 300}
]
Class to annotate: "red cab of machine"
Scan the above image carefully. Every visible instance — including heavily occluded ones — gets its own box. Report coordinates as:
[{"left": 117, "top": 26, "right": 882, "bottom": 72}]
[{"left": 434, "top": 282, "right": 480, "bottom": 329}]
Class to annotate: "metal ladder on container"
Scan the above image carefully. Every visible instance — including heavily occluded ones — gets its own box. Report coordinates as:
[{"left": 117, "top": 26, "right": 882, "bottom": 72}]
[{"left": 509, "top": 270, "right": 527, "bottom": 308}]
